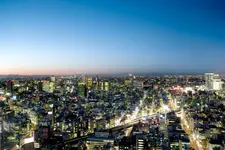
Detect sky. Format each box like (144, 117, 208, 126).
(0, 0, 225, 75)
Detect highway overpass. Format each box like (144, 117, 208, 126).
(62, 113, 160, 145)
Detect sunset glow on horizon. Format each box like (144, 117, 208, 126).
(0, 0, 225, 75)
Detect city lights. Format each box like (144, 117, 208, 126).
(0, 73, 223, 149)
(0, 0, 224, 149)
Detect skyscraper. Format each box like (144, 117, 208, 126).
(38, 81, 43, 92)
(104, 81, 110, 91)
(81, 75, 86, 83)
(205, 73, 224, 90)
(78, 82, 87, 97)
(205, 73, 214, 88)
(87, 77, 93, 89)
(50, 75, 56, 83)
(6, 80, 14, 95)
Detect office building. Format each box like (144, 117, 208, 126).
(38, 81, 43, 92)
(50, 75, 56, 83)
(136, 134, 146, 150)
(81, 75, 86, 83)
(87, 77, 93, 89)
(104, 81, 109, 91)
(205, 73, 223, 90)
(205, 73, 214, 90)
(6, 80, 14, 95)
(133, 80, 143, 90)
(78, 82, 87, 97)
(212, 78, 224, 91)
(43, 81, 54, 93)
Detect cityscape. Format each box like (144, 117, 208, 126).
(1, 0, 225, 150)
(0, 73, 224, 150)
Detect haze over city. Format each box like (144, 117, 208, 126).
(0, 0, 225, 75)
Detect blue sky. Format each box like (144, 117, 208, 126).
(0, 0, 225, 75)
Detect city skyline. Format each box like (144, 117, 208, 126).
(1, 0, 225, 75)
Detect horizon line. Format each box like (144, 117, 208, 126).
(0, 72, 222, 76)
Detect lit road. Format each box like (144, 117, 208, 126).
(115, 90, 149, 126)
(179, 110, 206, 150)
(63, 113, 163, 145)
(63, 90, 168, 146)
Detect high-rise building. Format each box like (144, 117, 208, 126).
(42, 81, 54, 93)
(43, 81, 50, 92)
(81, 75, 86, 83)
(205, 73, 223, 90)
(87, 77, 93, 89)
(100, 82, 104, 90)
(133, 80, 143, 89)
(78, 82, 87, 97)
(38, 81, 43, 92)
(129, 74, 134, 85)
(205, 73, 214, 90)
(50, 75, 56, 83)
(104, 81, 109, 91)
(6, 80, 14, 94)
(99, 81, 110, 91)
(96, 76, 99, 86)
(212, 78, 224, 91)
(136, 134, 146, 150)
(0, 102, 4, 148)
(49, 82, 55, 93)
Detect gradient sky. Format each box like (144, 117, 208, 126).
(0, 0, 225, 75)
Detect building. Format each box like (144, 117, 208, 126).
(104, 81, 109, 91)
(129, 74, 134, 85)
(86, 134, 114, 150)
(205, 73, 223, 90)
(50, 75, 56, 83)
(125, 80, 132, 85)
(119, 136, 136, 150)
(81, 75, 86, 83)
(212, 78, 224, 91)
(38, 81, 43, 92)
(174, 95, 183, 110)
(100, 81, 105, 91)
(136, 134, 146, 150)
(133, 80, 143, 90)
(88, 119, 95, 133)
(6, 80, 14, 94)
(43, 81, 50, 93)
(77, 82, 87, 98)
(43, 81, 54, 93)
(87, 77, 93, 89)
(99, 81, 110, 91)
(205, 73, 215, 90)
